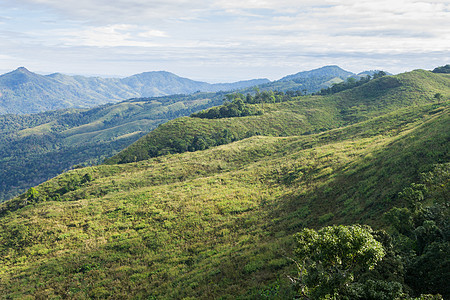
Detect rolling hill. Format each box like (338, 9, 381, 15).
(107, 70, 448, 164)
(0, 69, 448, 298)
(0, 92, 227, 201)
(0, 66, 393, 202)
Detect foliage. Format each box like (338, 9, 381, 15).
(293, 225, 385, 299)
(191, 94, 263, 119)
(431, 64, 450, 74)
(384, 163, 450, 299)
(316, 71, 387, 95)
(191, 90, 306, 119)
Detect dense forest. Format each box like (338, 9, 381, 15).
(0, 68, 448, 299)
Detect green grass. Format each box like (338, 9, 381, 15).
(0, 98, 448, 298)
(0, 70, 449, 298)
(0, 92, 224, 201)
(107, 70, 449, 165)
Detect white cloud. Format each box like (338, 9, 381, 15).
(0, 0, 449, 81)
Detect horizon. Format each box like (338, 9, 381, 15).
(1, 1, 449, 82)
(0, 64, 432, 85)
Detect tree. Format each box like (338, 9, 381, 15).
(384, 163, 449, 298)
(431, 64, 450, 73)
(293, 225, 385, 299)
(25, 187, 40, 203)
(433, 93, 443, 103)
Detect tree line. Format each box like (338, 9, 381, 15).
(316, 71, 387, 95)
(191, 90, 302, 119)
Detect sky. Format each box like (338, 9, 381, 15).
(0, 0, 449, 82)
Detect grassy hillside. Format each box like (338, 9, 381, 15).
(0, 101, 448, 298)
(0, 66, 391, 201)
(107, 70, 449, 164)
(0, 92, 225, 201)
(0, 69, 448, 298)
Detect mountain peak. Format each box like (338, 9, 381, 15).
(279, 65, 354, 82)
(15, 67, 32, 74)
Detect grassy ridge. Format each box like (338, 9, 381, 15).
(0, 99, 448, 298)
(105, 97, 343, 164)
(106, 70, 449, 165)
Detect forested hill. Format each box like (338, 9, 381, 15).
(0, 68, 448, 298)
(107, 69, 449, 164)
(0, 67, 269, 114)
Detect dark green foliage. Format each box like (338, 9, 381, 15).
(384, 164, 450, 298)
(191, 94, 264, 119)
(293, 225, 385, 299)
(191, 90, 301, 119)
(316, 71, 386, 95)
(432, 64, 450, 74)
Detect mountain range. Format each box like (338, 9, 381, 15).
(0, 67, 269, 114)
(0, 66, 380, 115)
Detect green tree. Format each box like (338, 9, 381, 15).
(433, 93, 443, 103)
(25, 187, 39, 203)
(293, 225, 385, 299)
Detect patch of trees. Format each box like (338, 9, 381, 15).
(316, 71, 387, 95)
(191, 90, 301, 119)
(0, 171, 94, 217)
(116, 128, 246, 164)
(288, 163, 449, 299)
(432, 65, 450, 74)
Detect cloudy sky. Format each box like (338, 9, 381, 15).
(0, 0, 449, 82)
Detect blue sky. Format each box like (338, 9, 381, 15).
(0, 0, 449, 82)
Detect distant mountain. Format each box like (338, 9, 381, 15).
(0, 65, 389, 115)
(241, 65, 358, 95)
(279, 65, 354, 82)
(0, 67, 269, 114)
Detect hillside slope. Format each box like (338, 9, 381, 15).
(107, 70, 449, 164)
(0, 100, 448, 298)
(0, 69, 448, 298)
(0, 92, 225, 201)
